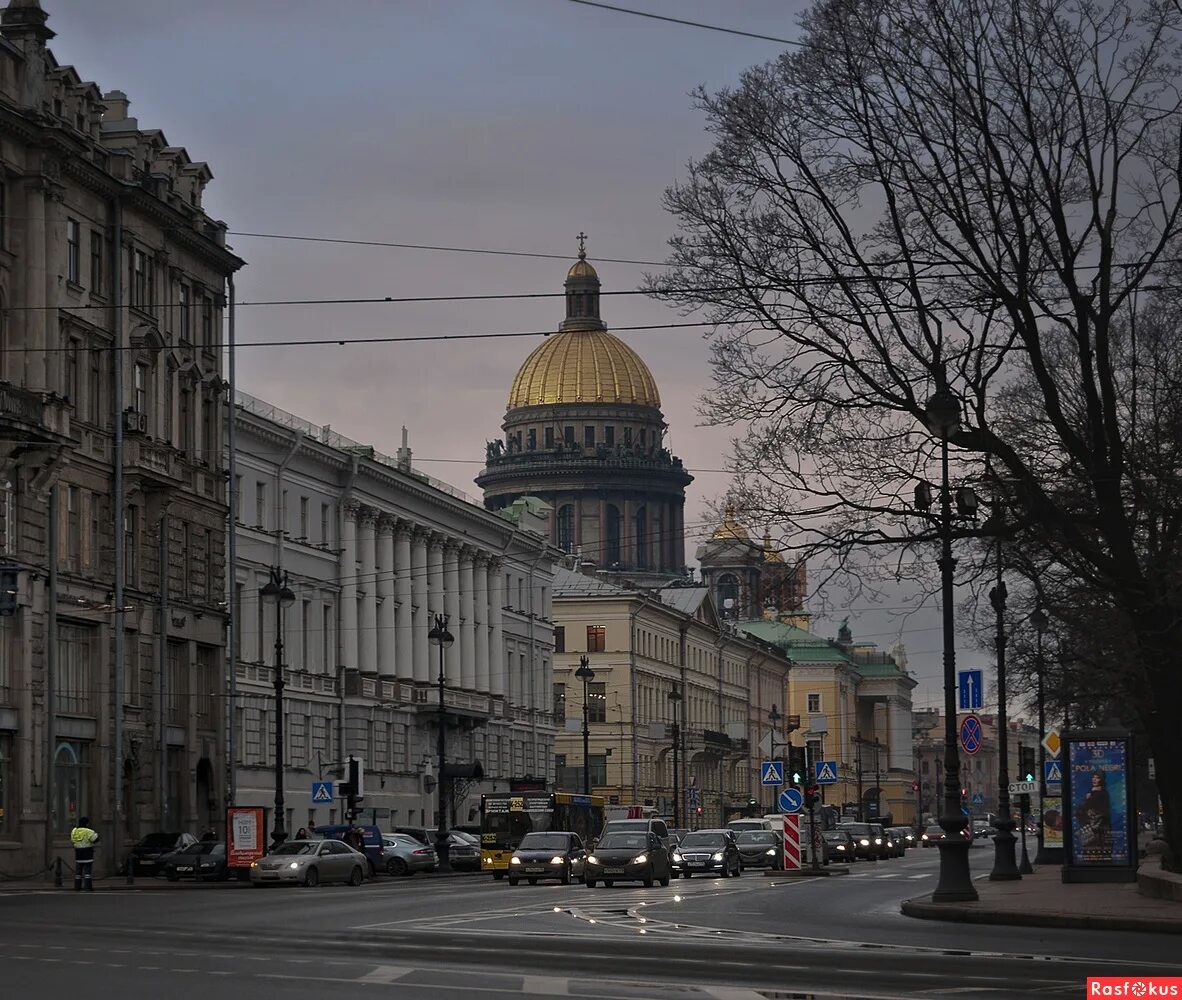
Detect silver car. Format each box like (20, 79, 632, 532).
(381, 834, 438, 876)
(250, 838, 367, 887)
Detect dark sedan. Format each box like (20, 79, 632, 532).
(822, 828, 858, 862)
(671, 829, 742, 878)
(734, 830, 782, 870)
(163, 841, 227, 881)
(584, 832, 671, 888)
(508, 831, 587, 885)
(920, 824, 944, 847)
(838, 822, 886, 861)
(124, 831, 198, 876)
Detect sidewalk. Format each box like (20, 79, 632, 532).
(0, 867, 484, 892)
(902, 861, 1182, 933)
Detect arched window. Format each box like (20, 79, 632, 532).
(604, 505, 621, 566)
(556, 505, 575, 553)
(634, 506, 647, 568)
(52, 740, 89, 834)
(717, 574, 740, 617)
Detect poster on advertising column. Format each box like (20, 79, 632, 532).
(1042, 796, 1063, 849)
(1062, 731, 1137, 883)
(226, 806, 266, 868)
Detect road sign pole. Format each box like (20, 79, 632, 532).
(1018, 793, 1033, 874)
(809, 801, 821, 872)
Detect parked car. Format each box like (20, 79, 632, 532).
(163, 841, 227, 881)
(585, 831, 671, 887)
(380, 834, 438, 876)
(442, 831, 481, 871)
(125, 832, 198, 876)
(822, 828, 858, 862)
(920, 824, 944, 847)
(509, 831, 587, 885)
(671, 829, 742, 878)
(250, 838, 367, 887)
(734, 829, 782, 870)
(311, 824, 385, 875)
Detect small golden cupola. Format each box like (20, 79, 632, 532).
(712, 506, 750, 541)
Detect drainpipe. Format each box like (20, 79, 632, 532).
(337, 456, 359, 774)
(526, 544, 545, 773)
(111, 195, 125, 853)
(629, 604, 641, 803)
(45, 485, 58, 867)
(226, 274, 237, 805)
(157, 510, 168, 827)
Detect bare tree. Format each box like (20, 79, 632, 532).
(653, 0, 1182, 868)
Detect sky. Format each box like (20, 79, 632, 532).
(41, 0, 1011, 715)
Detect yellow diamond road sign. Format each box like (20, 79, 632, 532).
(1041, 729, 1061, 758)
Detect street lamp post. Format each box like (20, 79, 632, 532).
(575, 656, 595, 796)
(668, 685, 683, 827)
(1032, 606, 1057, 864)
(260, 567, 295, 849)
(921, 379, 979, 902)
(429, 613, 455, 872)
(988, 542, 1020, 880)
(768, 704, 781, 814)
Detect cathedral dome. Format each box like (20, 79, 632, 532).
(507, 328, 661, 409)
(712, 507, 750, 541)
(567, 258, 598, 280)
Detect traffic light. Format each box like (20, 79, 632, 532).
(747, 797, 758, 817)
(788, 745, 807, 785)
(803, 784, 819, 809)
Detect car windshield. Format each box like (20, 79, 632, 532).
(173, 842, 204, 855)
(925, 826, 943, 835)
(603, 821, 647, 833)
(139, 833, 180, 848)
(195, 842, 223, 855)
(841, 824, 873, 837)
(518, 834, 570, 851)
(270, 841, 318, 856)
(596, 834, 648, 850)
(822, 831, 847, 840)
(735, 832, 777, 846)
(454, 831, 479, 845)
(680, 833, 725, 848)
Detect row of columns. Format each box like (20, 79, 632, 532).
(337, 503, 507, 695)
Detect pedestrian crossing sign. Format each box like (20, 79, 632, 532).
(1045, 760, 1063, 786)
(311, 781, 334, 803)
(760, 761, 784, 786)
(814, 760, 838, 784)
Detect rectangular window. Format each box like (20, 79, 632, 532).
(134, 363, 148, 414)
(320, 503, 331, 544)
(65, 485, 81, 569)
(234, 475, 243, 522)
(586, 624, 606, 653)
(51, 739, 90, 833)
(584, 425, 595, 448)
(181, 522, 192, 596)
(88, 492, 100, 572)
(323, 604, 334, 674)
(124, 639, 142, 707)
(167, 642, 187, 725)
(553, 625, 565, 653)
(131, 248, 148, 308)
(256, 596, 266, 661)
(807, 692, 821, 714)
(66, 218, 80, 283)
(301, 600, 310, 669)
(179, 385, 192, 453)
(65, 340, 79, 405)
(0, 617, 10, 705)
(0, 180, 6, 249)
(299, 497, 309, 539)
(624, 427, 633, 447)
(178, 282, 191, 341)
(588, 753, 608, 786)
(88, 347, 102, 424)
(552, 682, 565, 723)
(587, 682, 606, 724)
(639, 429, 647, 446)
(57, 623, 94, 714)
(255, 482, 266, 527)
(201, 390, 215, 459)
(563, 425, 575, 446)
(203, 528, 214, 602)
(90, 230, 103, 292)
(195, 645, 217, 729)
(201, 294, 214, 348)
(123, 505, 137, 587)
(0, 732, 13, 836)
(526, 428, 536, 450)
(604, 426, 615, 447)
(544, 426, 554, 449)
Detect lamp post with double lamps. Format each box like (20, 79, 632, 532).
(767, 703, 781, 813)
(916, 379, 979, 902)
(260, 567, 295, 848)
(988, 540, 1020, 881)
(575, 656, 596, 795)
(429, 614, 455, 872)
(668, 684, 683, 827)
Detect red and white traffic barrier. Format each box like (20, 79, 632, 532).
(782, 814, 801, 871)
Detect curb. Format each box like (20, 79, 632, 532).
(762, 866, 851, 878)
(0, 868, 484, 893)
(900, 896, 1182, 934)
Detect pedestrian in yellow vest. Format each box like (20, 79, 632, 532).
(70, 816, 99, 891)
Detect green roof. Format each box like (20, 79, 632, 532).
(736, 620, 854, 664)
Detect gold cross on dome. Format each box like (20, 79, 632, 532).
(577, 231, 587, 259)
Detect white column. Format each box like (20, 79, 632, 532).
(358, 508, 378, 674)
(475, 554, 490, 693)
(340, 503, 359, 671)
(377, 516, 396, 678)
(489, 561, 505, 698)
(411, 528, 429, 683)
(459, 547, 476, 690)
(428, 533, 445, 624)
(888, 696, 912, 770)
(444, 542, 461, 688)
(394, 522, 414, 681)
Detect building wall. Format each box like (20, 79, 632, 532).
(231, 395, 559, 837)
(0, 7, 242, 875)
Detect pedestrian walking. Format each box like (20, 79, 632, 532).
(295, 827, 309, 840)
(70, 816, 99, 892)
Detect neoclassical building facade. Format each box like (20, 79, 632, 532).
(476, 245, 692, 587)
(232, 394, 559, 835)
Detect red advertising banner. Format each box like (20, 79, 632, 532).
(226, 806, 266, 868)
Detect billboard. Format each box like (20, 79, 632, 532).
(1067, 738, 1130, 866)
(1042, 795, 1063, 849)
(226, 806, 266, 868)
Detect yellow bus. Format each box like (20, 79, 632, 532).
(480, 791, 605, 879)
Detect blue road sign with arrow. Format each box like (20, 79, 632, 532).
(311, 781, 334, 803)
(958, 669, 983, 711)
(814, 761, 838, 784)
(760, 761, 784, 786)
(779, 787, 803, 813)
(1045, 760, 1063, 787)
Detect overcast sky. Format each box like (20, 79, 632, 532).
(41, 0, 1015, 716)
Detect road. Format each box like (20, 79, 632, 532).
(0, 846, 1173, 999)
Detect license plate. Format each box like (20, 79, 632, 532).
(688, 862, 706, 868)
(524, 866, 546, 873)
(261, 873, 279, 880)
(176, 866, 193, 872)
(605, 867, 626, 874)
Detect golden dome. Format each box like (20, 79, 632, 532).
(508, 328, 661, 409)
(567, 258, 599, 280)
(712, 506, 750, 541)
(763, 529, 785, 563)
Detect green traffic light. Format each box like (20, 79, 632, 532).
(792, 772, 802, 784)
(1025, 773, 1034, 782)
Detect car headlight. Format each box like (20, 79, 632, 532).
(765, 848, 777, 856)
(859, 839, 869, 846)
(250, 861, 259, 868)
(510, 857, 521, 865)
(550, 856, 565, 865)
(711, 852, 724, 861)
(587, 856, 598, 866)
(672, 852, 682, 862)
(874, 838, 882, 845)
(632, 854, 647, 864)
(921, 834, 929, 840)
(289, 862, 300, 869)
(836, 845, 846, 851)
(199, 862, 214, 868)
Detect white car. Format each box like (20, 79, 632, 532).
(250, 838, 367, 887)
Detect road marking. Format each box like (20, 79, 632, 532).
(908, 874, 932, 879)
(521, 975, 569, 994)
(700, 988, 768, 1000)
(358, 964, 414, 984)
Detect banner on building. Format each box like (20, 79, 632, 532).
(226, 806, 266, 868)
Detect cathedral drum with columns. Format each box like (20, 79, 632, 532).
(477, 240, 692, 587)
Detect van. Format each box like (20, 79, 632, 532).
(599, 817, 671, 848)
(311, 823, 384, 873)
